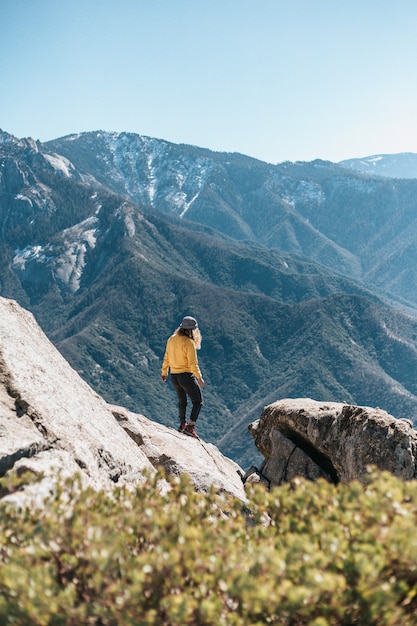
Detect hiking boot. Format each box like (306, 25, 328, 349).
(178, 422, 187, 433)
(184, 424, 199, 439)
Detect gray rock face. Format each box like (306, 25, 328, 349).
(0, 297, 245, 503)
(112, 406, 245, 499)
(249, 398, 417, 487)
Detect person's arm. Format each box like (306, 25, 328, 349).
(186, 340, 203, 383)
(161, 344, 169, 381)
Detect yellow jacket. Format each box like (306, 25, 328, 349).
(162, 333, 202, 379)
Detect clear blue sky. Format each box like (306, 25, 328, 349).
(1, 0, 417, 164)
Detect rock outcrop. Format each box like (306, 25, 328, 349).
(0, 297, 245, 503)
(249, 398, 417, 487)
(112, 405, 245, 498)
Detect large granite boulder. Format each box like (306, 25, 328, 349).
(0, 297, 245, 504)
(112, 405, 245, 499)
(249, 398, 417, 487)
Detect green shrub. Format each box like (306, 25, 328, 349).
(1, 469, 417, 625)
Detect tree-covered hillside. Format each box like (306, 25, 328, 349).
(2, 129, 417, 467)
(47, 131, 417, 309)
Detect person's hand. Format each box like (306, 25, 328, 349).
(198, 377, 205, 387)
(162, 375, 167, 382)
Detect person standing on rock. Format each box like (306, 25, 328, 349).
(161, 316, 205, 439)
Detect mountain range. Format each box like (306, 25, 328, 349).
(340, 152, 417, 179)
(1, 128, 417, 468)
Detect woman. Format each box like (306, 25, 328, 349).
(161, 316, 205, 439)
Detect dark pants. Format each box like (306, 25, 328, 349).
(171, 373, 203, 423)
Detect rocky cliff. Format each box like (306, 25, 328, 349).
(0, 297, 245, 504)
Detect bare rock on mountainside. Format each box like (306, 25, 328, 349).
(112, 406, 245, 499)
(0, 297, 245, 503)
(249, 398, 417, 487)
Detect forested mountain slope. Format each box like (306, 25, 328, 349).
(2, 129, 417, 466)
(46, 131, 417, 309)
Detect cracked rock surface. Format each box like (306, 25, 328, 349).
(249, 398, 417, 486)
(0, 297, 245, 503)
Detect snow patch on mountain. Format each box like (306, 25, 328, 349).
(115, 202, 136, 238)
(268, 173, 326, 207)
(54, 238, 93, 291)
(146, 151, 156, 204)
(340, 153, 417, 179)
(13, 216, 98, 292)
(14, 193, 34, 206)
(296, 180, 326, 203)
(43, 153, 74, 177)
(12, 245, 47, 270)
(53, 217, 98, 291)
(180, 192, 199, 218)
(93, 132, 215, 214)
(139, 135, 169, 205)
(95, 132, 164, 206)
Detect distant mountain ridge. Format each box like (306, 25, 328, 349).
(45, 131, 417, 309)
(340, 152, 417, 179)
(2, 128, 417, 467)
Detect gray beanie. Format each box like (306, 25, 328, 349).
(180, 316, 198, 330)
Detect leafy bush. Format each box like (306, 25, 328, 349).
(1, 469, 417, 625)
